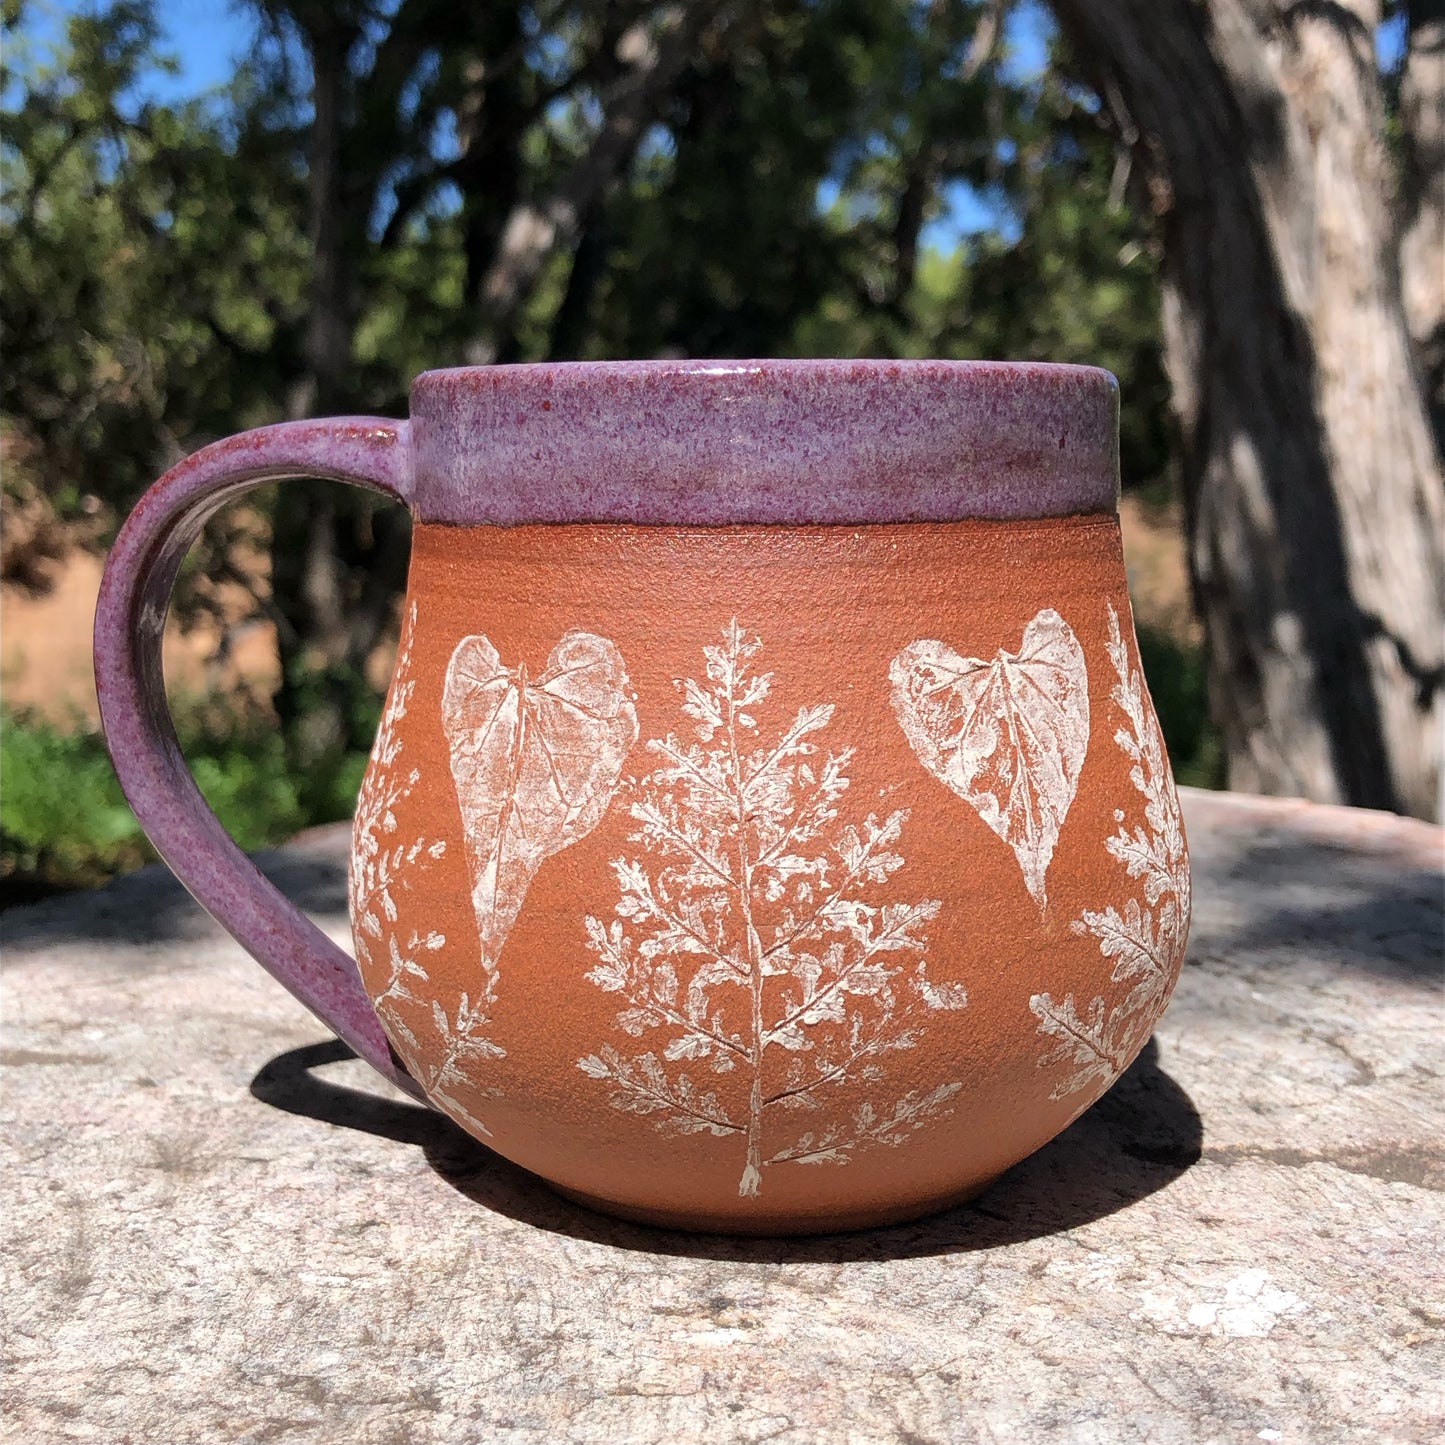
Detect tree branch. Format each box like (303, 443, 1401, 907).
(465, 0, 730, 362)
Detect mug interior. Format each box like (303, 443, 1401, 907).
(407, 359, 1119, 527)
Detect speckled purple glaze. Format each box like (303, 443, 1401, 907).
(94, 361, 1120, 1100)
(94, 417, 424, 1099)
(411, 359, 1119, 525)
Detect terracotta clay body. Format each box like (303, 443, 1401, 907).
(95, 361, 1189, 1235)
(352, 519, 1188, 1232)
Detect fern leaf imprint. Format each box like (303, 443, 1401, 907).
(577, 621, 969, 1199)
(1030, 602, 1189, 1109)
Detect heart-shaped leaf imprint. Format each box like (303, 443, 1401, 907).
(889, 609, 1089, 909)
(443, 631, 638, 973)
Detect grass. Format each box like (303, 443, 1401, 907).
(0, 699, 369, 907)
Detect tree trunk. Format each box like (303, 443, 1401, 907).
(1051, 0, 1445, 820)
(1400, 0, 1445, 453)
(272, 8, 405, 783)
(282, 4, 357, 420)
(547, 221, 613, 360)
(451, 11, 528, 330)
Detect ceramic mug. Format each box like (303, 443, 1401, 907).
(95, 360, 1190, 1234)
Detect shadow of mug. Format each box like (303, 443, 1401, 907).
(250, 1035, 1201, 1263)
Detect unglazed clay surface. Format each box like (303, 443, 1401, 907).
(349, 516, 1190, 1232)
(577, 620, 970, 1202)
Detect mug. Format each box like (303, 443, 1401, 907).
(95, 360, 1190, 1235)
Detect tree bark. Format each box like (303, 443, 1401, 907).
(1051, 0, 1445, 819)
(1400, 0, 1445, 452)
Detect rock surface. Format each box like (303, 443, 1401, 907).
(2, 788, 1441, 1444)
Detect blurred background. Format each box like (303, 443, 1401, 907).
(2, 0, 1441, 906)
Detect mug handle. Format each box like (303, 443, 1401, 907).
(93, 417, 426, 1102)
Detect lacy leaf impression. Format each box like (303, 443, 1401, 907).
(578, 622, 969, 1199)
(349, 603, 471, 1118)
(1030, 602, 1190, 1107)
(889, 608, 1089, 909)
(445, 629, 638, 976)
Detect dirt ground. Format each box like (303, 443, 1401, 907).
(0, 495, 1197, 724)
(1, 549, 280, 722)
(1117, 493, 1200, 642)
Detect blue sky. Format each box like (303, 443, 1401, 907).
(148, 0, 262, 96)
(23, 0, 261, 96)
(128, 0, 1058, 103)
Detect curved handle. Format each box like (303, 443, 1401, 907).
(94, 418, 427, 1102)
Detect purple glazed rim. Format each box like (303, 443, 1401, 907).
(408, 358, 1120, 527)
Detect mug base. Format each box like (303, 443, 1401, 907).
(546, 1176, 1004, 1238)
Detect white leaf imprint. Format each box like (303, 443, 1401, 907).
(350, 603, 489, 1118)
(577, 621, 968, 1199)
(1030, 603, 1189, 1107)
(889, 609, 1089, 909)
(444, 630, 638, 977)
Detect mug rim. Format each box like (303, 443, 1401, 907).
(412, 356, 1115, 388)
(406, 357, 1120, 527)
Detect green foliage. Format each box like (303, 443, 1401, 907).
(577, 0, 897, 359)
(961, 156, 1173, 488)
(1, 2, 309, 522)
(271, 653, 380, 818)
(778, 25, 1172, 489)
(1136, 624, 1223, 791)
(0, 700, 368, 903)
(0, 0, 1213, 898)
(0, 707, 149, 893)
(1, 1, 1178, 503)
